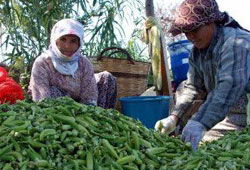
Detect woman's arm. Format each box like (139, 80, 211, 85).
(29, 56, 51, 101)
(171, 52, 205, 118)
(78, 57, 98, 105)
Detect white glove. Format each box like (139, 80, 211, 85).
(154, 115, 177, 135)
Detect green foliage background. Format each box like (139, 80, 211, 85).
(0, 0, 148, 83)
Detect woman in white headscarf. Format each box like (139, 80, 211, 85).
(29, 19, 117, 108)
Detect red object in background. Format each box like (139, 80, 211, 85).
(0, 66, 7, 83)
(0, 66, 24, 104)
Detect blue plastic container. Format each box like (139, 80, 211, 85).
(168, 40, 193, 87)
(119, 96, 171, 129)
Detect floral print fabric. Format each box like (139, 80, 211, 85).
(29, 54, 98, 105)
(94, 71, 117, 109)
(169, 0, 224, 36)
(29, 54, 117, 108)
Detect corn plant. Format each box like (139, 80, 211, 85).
(0, 0, 145, 77)
(0, 0, 79, 77)
(82, 0, 145, 57)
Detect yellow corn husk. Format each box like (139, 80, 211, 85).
(142, 17, 163, 91)
(151, 25, 162, 90)
(141, 27, 149, 44)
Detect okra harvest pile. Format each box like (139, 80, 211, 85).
(170, 128, 250, 170)
(0, 97, 190, 170)
(0, 97, 250, 170)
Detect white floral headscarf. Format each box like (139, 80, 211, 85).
(48, 18, 84, 77)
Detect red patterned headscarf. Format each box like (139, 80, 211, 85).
(169, 0, 224, 36)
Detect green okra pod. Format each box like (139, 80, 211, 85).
(86, 151, 93, 170)
(117, 155, 136, 165)
(102, 139, 118, 159)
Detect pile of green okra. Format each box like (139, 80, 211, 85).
(0, 97, 249, 170)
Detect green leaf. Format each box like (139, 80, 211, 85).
(93, 0, 97, 6)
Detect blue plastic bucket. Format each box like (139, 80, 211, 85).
(168, 40, 193, 87)
(119, 96, 171, 129)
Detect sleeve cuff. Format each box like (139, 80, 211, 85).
(86, 100, 97, 106)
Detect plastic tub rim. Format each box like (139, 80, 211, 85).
(119, 95, 172, 102)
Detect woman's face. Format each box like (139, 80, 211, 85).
(185, 23, 216, 49)
(56, 34, 80, 57)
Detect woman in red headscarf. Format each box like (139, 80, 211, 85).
(0, 66, 24, 104)
(155, 0, 250, 150)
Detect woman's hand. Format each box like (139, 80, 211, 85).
(154, 115, 179, 135)
(181, 120, 207, 150)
